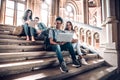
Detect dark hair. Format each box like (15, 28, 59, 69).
(23, 9, 32, 21)
(34, 17, 39, 20)
(65, 21, 74, 31)
(56, 17, 63, 23)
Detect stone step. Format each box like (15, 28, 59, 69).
(67, 66, 116, 80)
(0, 39, 44, 45)
(0, 31, 12, 35)
(0, 24, 15, 32)
(0, 51, 99, 63)
(0, 45, 44, 53)
(0, 27, 13, 32)
(0, 58, 57, 77)
(0, 34, 25, 39)
(0, 59, 106, 80)
(0, 56, 72, 77)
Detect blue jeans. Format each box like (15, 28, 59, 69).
(23, 23, 35, 36)
(49, 42, 77, 64)
(72, 42, 83, 55)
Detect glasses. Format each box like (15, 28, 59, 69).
(56, 22, 62, 24)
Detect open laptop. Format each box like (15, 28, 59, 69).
(56, 33, 73, 42)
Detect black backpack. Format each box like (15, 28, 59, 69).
(44, 29, 56, 50)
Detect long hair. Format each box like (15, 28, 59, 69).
(23, 9, 32, 21)
(65, 21, 74, 31)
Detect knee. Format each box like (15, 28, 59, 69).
(52, 44, 61, 51)
(66, 42, 73, 47)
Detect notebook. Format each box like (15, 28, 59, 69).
(56, 33, 73, 42)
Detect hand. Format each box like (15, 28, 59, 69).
(25, 20, 31, 24)
(72, 39, 78, 43)
(58, 42, 65, 45)
(37, 30, 42, 34)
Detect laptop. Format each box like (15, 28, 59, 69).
(56, 33, 73, 42)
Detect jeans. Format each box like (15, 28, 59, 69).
(23, 23, 35, 36)
(72, 42, 83, 55)
(49, 42, 77, 64)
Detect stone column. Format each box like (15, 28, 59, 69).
(83, 0, 89, 24)
(50, 0, 60, 27)
(103, 0, 118, 67)
(0, 0, 2, 23)
(33, 0, 41, 18)
(106, 0, 112, 44)
(115, 0, 120, 73)
(0, 0, 6, 24)
(59, 0, 65, 18)
(101, 0, 106, 21)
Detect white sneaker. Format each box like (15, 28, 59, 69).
(81, 58, 88, 65)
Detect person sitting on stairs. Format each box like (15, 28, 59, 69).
(47, 17, 81, 73)
(23, 9, 36, 41)
(65, 21, 88, 65)
(33, 17, 48, 40)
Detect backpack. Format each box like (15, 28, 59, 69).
(12, 25, 24, 36)
(44, 29, 56, 50)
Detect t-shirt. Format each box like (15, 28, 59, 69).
(48, 29, 65, 41)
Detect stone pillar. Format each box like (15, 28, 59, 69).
(106, 0, 112, 43)
(101, 0, 106, 21)
(33, 0, 41, 18)
(0, 0, 2, 23)
(0, 0, 6, 24)
(0, 0, 1, 11)
(115, 0, 120, 73)
(100, 0, 107, 47)
(59, 0, 65, 18)
(50, 0, 60, 27)
(83, 0, 89, 24)
(103, 0, 118, 67)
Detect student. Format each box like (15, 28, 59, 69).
(33, 17, 47, 34)
(65, 21, 88, 65)
(33, 17, 48, 40)
(48, 17, 81, 73)
(23, 9, 35, 41)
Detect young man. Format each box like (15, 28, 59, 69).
(33, 17, 48, 40)
(48, 17, 81, 73)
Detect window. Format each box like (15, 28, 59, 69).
(17, 2, 25, 25)
(65, 5, 74, 21)
(41, 0, 51, 26)
(5, 0, 26, 25)
(5, 0, 14, 25)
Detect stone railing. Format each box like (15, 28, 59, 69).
(64, 20, 103, 49)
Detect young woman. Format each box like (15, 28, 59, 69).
(65, 21, 88, 65)
(23, 9, 35, 41)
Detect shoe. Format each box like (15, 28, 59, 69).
(60, 61, 69, 73)
(72, 59, 81, 68)
(81, 58, 88, 65)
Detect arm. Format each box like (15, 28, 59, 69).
(49, 38, 58, 45)
(72, 32, 78, 43)
(72, 39, 78, 43)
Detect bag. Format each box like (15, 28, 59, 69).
(44, 29, 56, 50)
(12, 25, 23, 36)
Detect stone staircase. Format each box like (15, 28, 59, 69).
(0, 24, 117, 80)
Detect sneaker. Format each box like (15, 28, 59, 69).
(81, 58, 88, 65)
(60, 61, 69, 73)
(72, 59, 81, 68)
